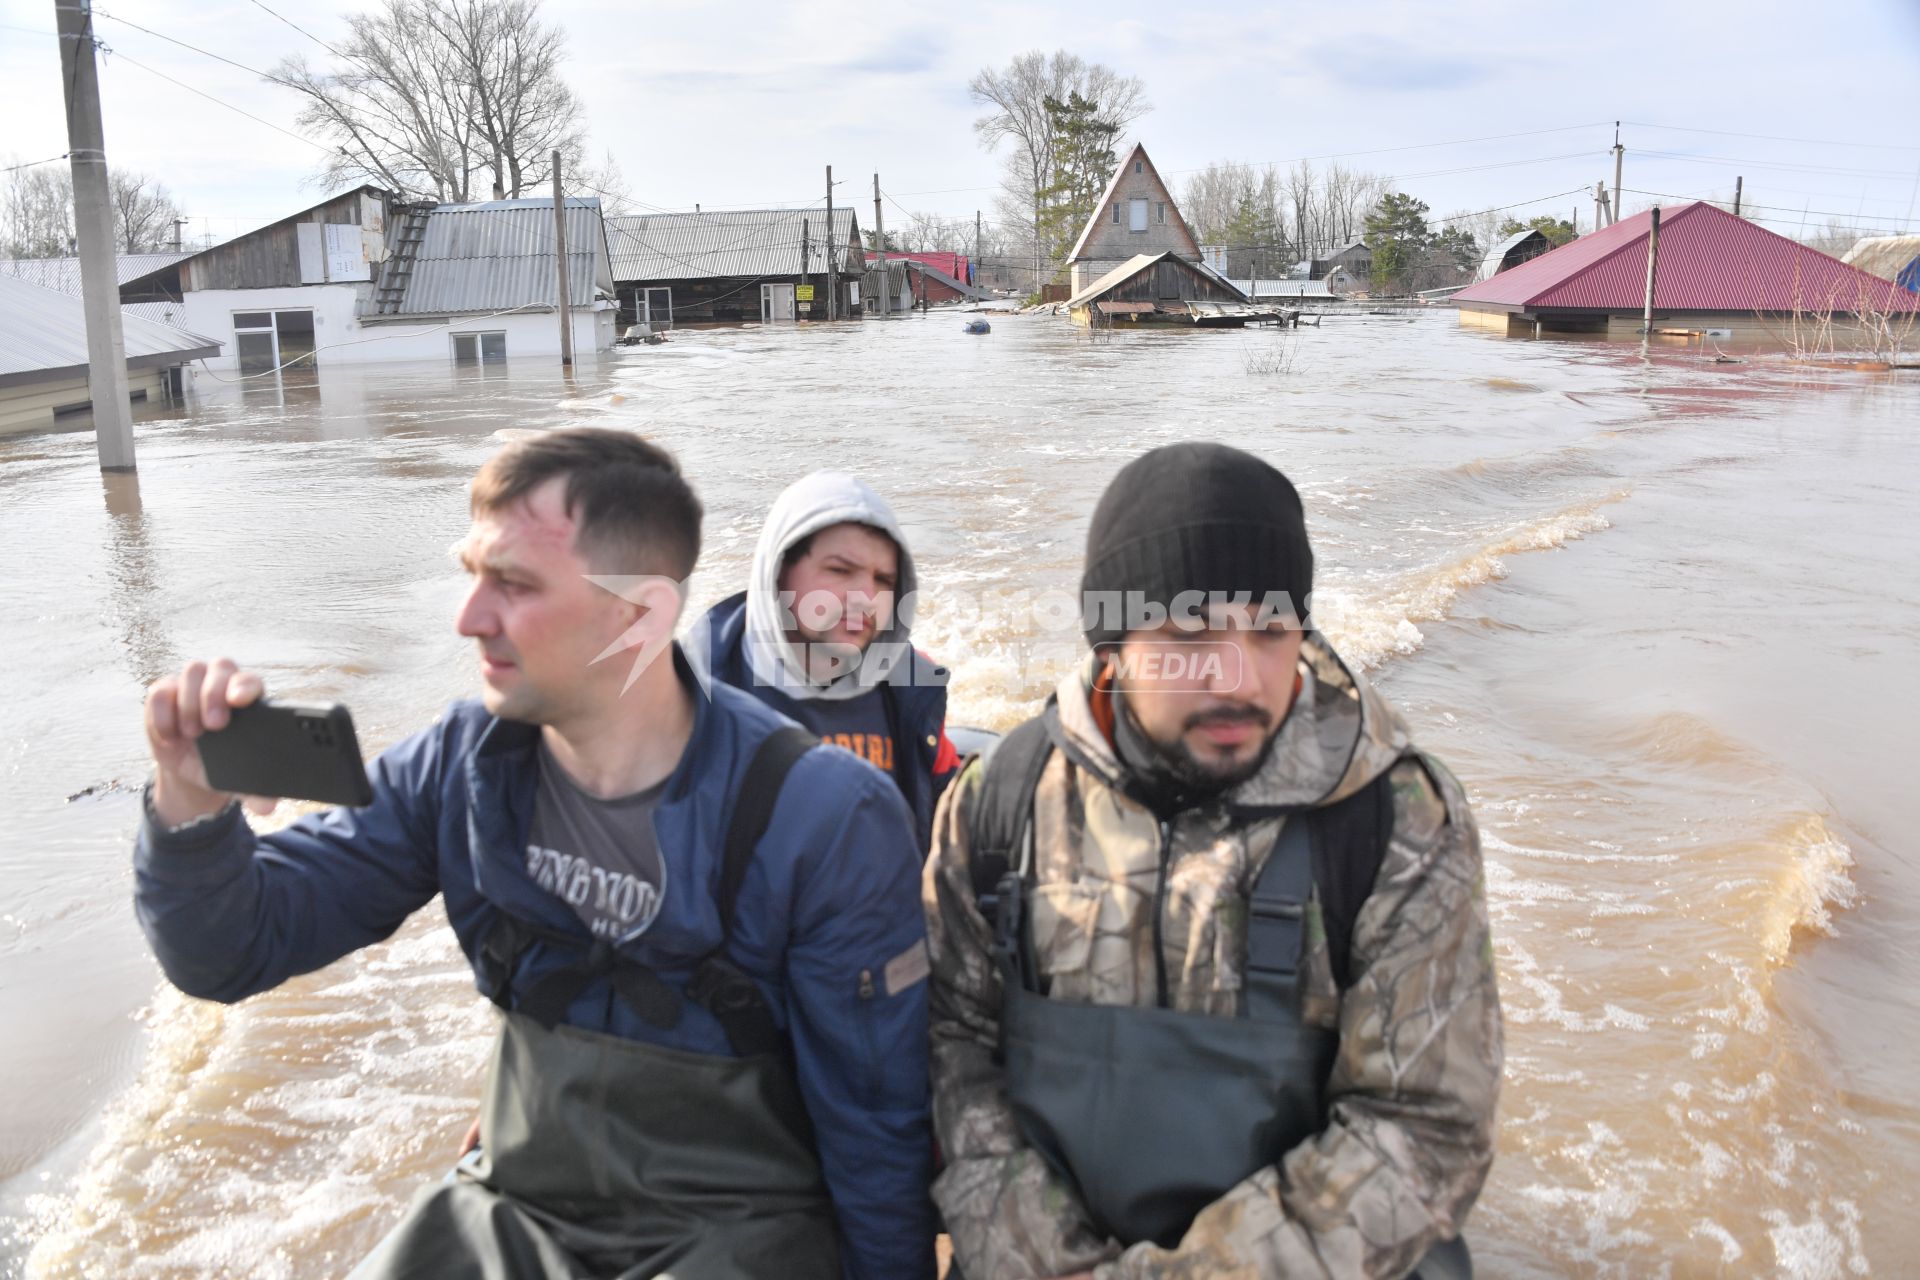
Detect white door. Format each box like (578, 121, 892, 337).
(760, 283, 796, 322)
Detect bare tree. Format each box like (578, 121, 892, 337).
(969, 50, 1149, 278)
(272, 0, 586, 202)
(110, 171, 185, 253)
(1, 161, 75, 258)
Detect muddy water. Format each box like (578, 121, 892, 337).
(1, 313, 1915, 1277)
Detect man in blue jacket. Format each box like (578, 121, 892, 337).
(690, 471, 958, 853)
(134, 429, 936, 1280)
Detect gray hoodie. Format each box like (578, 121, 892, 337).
(743, 471, 919, 702)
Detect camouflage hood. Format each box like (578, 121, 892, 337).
(1047, 632, 1413, 813)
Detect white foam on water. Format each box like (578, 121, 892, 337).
(1314, 491, 1625, 672)
(1765, 1199, 1871, 1278)
(1692, 1220, 1745, 1264)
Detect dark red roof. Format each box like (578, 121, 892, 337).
(1454, 201, 1920, 313)
(864, 250, 970, 281)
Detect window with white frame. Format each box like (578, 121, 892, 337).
(232, 309, 316, 374)
(1129, 199, 1149, 232)
(452, 331, 507, 364)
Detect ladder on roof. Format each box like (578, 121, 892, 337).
(373, 207, 430, 315)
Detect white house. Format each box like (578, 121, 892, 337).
(117, 188, 616, 373)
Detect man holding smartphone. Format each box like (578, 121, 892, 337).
(135, 429, 936, 1280)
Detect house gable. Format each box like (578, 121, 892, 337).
(1067, 144, 1202, 268)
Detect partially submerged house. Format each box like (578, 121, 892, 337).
(0, 275, 218, 435)
(1065, 251, 1255, 327)
(1228, 268, 1359, 301)
(112, 188, 614, 371)
(1841, 235, 1920, 292)
(1065, 144, 1205, 296)
(356, 197, 617, 363)
(605, 208, 862, 325)
(0, 251, 194, 303)
(1452, 201, 1920, 339)
(1312, 240, 1372, 282)
(1474, 228, 1554, 282)
(864, 251, 987, 306)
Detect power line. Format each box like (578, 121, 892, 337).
(104, 50, 334, 154)
(1633, 149, 1915, 181)
(1618, 188, 1914, 238)
(1623, 120, 1920, 154)
(246, 0, 343, 58)
(92, 9, 288, 84)
(2, 153, 70, 174)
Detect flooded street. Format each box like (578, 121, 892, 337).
(2, 311, 1915, 1277)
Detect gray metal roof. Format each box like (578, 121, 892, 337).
(1475, 228, 1552, 283)
(372, 197, 613, 318)
(605, 208, 858, 282)
(0, 275, 220, 387)
(1230, 278, 1337, 299)
(0, 252, 193, 292)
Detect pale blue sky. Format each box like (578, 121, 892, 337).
(3, 0, 1918, 246)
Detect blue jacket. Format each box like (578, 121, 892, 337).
(133, 655, 936, 1280)
(692, 591, 956, 853)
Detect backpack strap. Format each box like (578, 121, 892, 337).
(966, 716, 1054, 918)
(479, 726, 818, 1057)
(689, 725, 817, 1058)
(1304, 763, 1400, 990)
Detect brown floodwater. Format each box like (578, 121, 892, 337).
(1, 311, 1914, 1277)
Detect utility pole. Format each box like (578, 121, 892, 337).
(551, 149, 572, 367)
(801, 217, 810, 319)
(58, 0, 135, 471)
(1733, 176, 1743, 217)
(1611, 122, 1625, 228)
(824, 166, 836, 321)
(974, 210, 982, 289)
(873, 173, 887, 318)
(1642, 206, 1662, 333)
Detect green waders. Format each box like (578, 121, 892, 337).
(352, 727, 840, 1280)
(351, 1012, 838, 1280)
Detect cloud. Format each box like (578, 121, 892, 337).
(1310, 39, 1496, 92)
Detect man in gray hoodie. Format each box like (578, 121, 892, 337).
(692, 472, 958, 852)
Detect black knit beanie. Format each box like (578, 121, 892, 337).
(1081, 442, 1312, 648)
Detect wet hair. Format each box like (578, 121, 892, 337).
(470, 428, 702, 581)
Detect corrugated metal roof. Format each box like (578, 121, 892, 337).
(0, 275, 219, 385)
(1842, 235, 1920, 290)
(0, 252, 193, 292)
(377, 197, 611, 317)
(1474, 229, 1552, 282)
(606, 208, 858, 282)
(1455, 202, 1920, 313)
(1232, 278, 1336, 299)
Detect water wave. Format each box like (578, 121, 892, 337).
(1316, 492, 1627, 670)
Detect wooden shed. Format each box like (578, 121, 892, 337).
(1066, 252, 1256, 327)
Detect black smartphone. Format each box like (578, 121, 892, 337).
(196, 700, 375, 808)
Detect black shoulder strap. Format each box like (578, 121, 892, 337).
(1304, 765, 1398, 989)
(716, 725, 817, 937)
(968, 716, 1054, 904)
(687, 724, 818, 1058)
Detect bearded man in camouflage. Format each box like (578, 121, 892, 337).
(924, 442, 1502, 1279)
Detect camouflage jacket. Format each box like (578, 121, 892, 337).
(924, 638, 1502, 1279)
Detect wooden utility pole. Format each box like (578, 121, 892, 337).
(801, 217, 810, 318)
(873, 173, 887, 317)
(825, 166, 836, 321)
(1642, 206, 1662, 331)
(974, 210, 981, 289)
(1611, 123, 1625, 228)
(552, 150, 572, 367)
(1733, 177, 1743, 217)
(57, 0, 135, 471)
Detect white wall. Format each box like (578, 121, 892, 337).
(178, 285, 615, 371)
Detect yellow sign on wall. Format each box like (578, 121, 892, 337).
(796, 285, 816, 302)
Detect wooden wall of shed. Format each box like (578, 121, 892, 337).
(1104, 260, 1244, 304)
(183, 190, 379, 292)
(618, 275, 859, 325)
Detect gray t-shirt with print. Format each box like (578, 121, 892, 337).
(525, 742, 668, 940)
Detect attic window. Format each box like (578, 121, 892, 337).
(1113, 204, 1121, 224)
(1134, 160, 1142, 174)
(1129, 199, 1148, 232)
(1157, 203, 1166, 225)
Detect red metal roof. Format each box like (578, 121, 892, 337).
(1453, 201, 1920, 313)
(864, 250, 970, 282)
